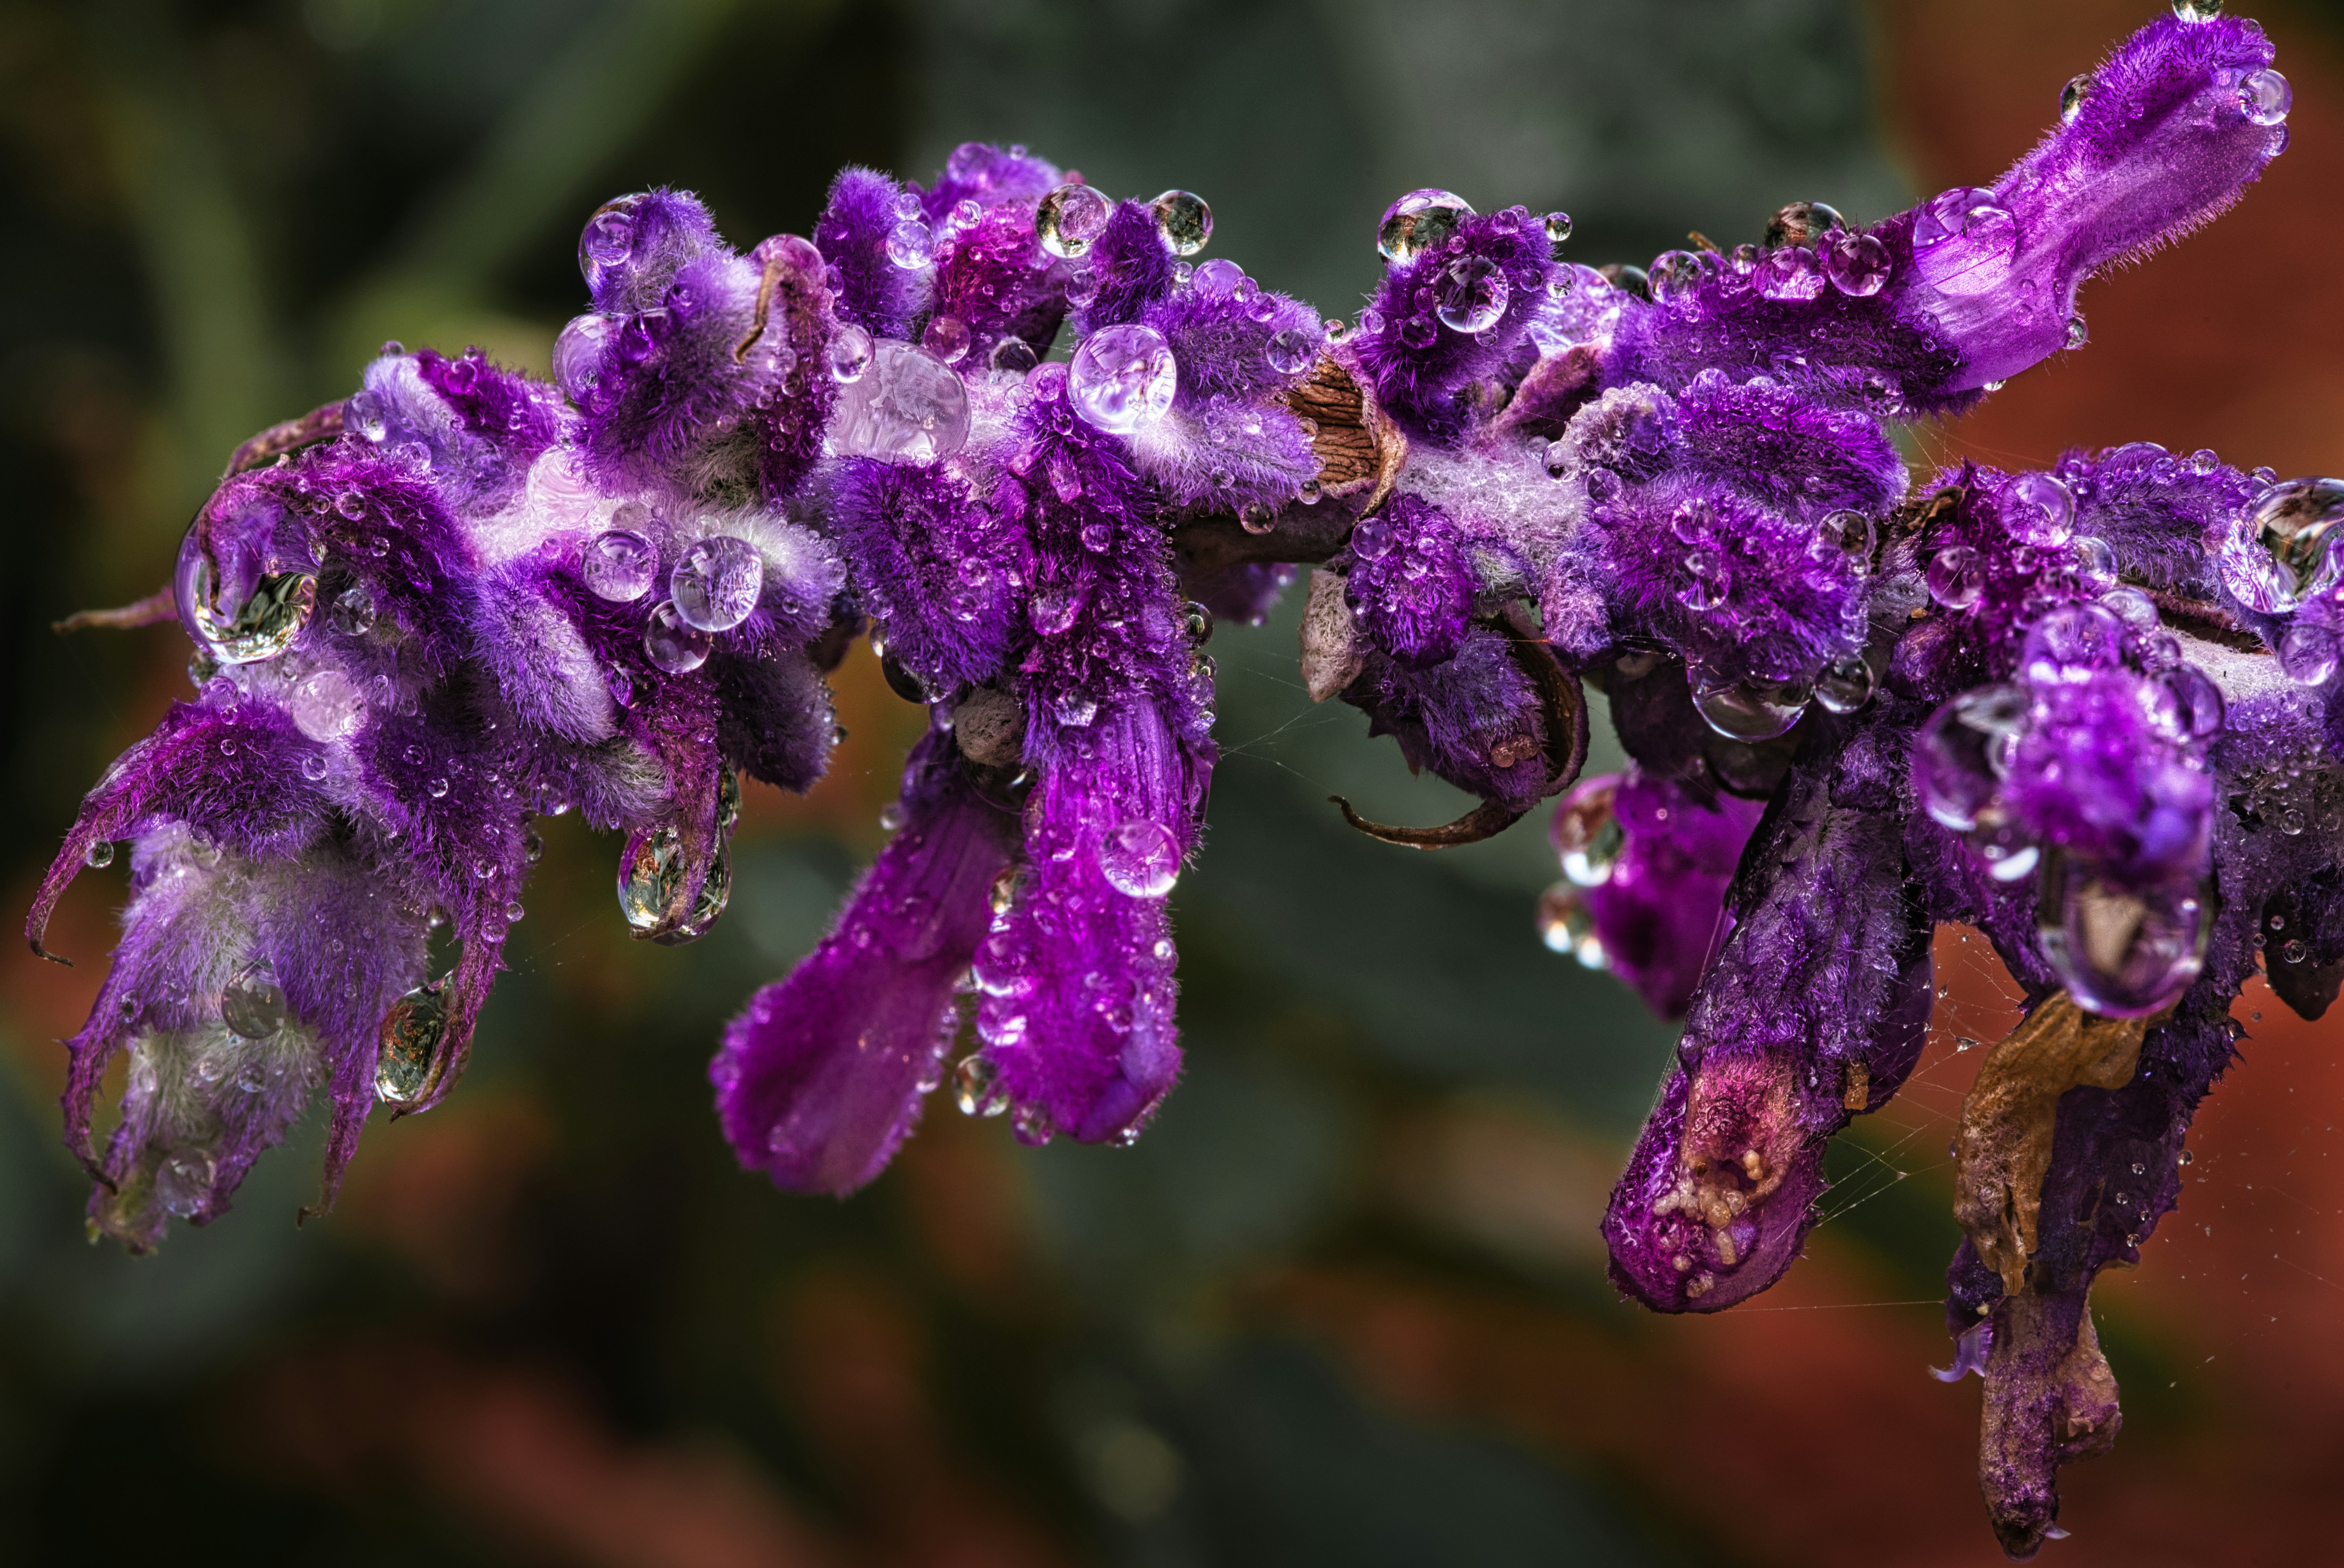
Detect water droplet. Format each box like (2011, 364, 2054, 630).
(2065, 314, 2089, 350)
(2279, 623, 2338, 686)
(291, 667, 367, 742)
(1911, 186, 2017, 296)
(922, 313, 971, 364)
(1150, 189, 1211, 255)
(884, 220, 934, 269)
(670, 535, 764, 633)
(2037, 854, 2211, 1018)
(2241, 67, 2291, 127)
(1824, 232, 1891, 296)
(828, 323, 874, 383)
(1069, 323, 1177, 433)
(1814, 655, 1875, 714)
(1011, 1102, 1056, 1145)
(879, 801, 907, 832)
(1926, 544, 1984, 609)
(154, 1149, 215, 1218)
(1265, 326, 1317, 375)
(1182, 602, 1214, 643)
(1239, 503, 1276, 535)
(583, 528, 659, 601)
(989, 336, 1040, 374)
(221, 959, 286, 1040)
(375, 978, 446, 1104)
(829, 339, 970, 464)
(1813, 509, 1876, 570)
(1676, 550, 1728, 610)
(2171, 0, 2222, 20)
(1351, 518, 1393, 559)
(2221, 477, 2344, 611)
(954, 1054, 1009, 1116)
(1541, 211, 1573, 256)
(1647, 250, 1703, 302)
(1765, 202, 1844, 249)
(1377, 189, 1474, 264)
(84, 839, 115, 869)
(1552, 781, 1623, 887)
(1098, 818, 1179, 899)
(645, 599, 713, 673)
(328, 582, 377, 636)
(1916, 685, 2028, 831)
(2008, 473, 2075, 544)
(1754, 246, 1824, 302)
(1535, 881, 1606, 969)
(175, 540, 316, 666)
(1692, 674, 1810, 741)
(2059, 74, 2093, 124)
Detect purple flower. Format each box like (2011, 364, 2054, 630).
(27, 20, 2326, 1553)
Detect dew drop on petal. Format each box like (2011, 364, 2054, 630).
(1097, 818, 1180, 898)
(1535, 882, 1606, 969)
(375, 979, 447, 1104)
(2038, 856, 2211, 1018)
(1377, 189, 1474, 264)
(329, 582, 378, 636)
(84, 840, 115, 869)
(221, 959, 287, 1040)
(954, 1054, 1009, 1116)
(291, 668, 367, 742)
(1823, 233, 1891, 296)
(1915, 685, 2028, 831)
(1069, 324, 1177, 433)
(1692, 674, 1810, 741)
(1149, 189, 1212, 255)
(1551, 779, 1623, 888)
(829, 340, 970, 463)
(827, 324, 874, 383)
(154, 1149, 215, 1218)
(922, 313, 971, 364)
(2241, 67, 2291, 127)
(645, 600, 713, 673)
(1814, 654, 1875, 714)
(670, 535, 763, 632)
(1926, 544, 1984, 609)
(2059, 74, 2093, 124)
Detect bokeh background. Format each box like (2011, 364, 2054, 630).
(3, 1, 2343, 1563)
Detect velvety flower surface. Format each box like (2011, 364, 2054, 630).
(33, 9, 2323, 1557)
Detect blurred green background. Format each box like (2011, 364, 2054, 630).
(5, 2, 2344, 1564)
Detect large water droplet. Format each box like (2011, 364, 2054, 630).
(827, 324, 874, 383)
(1069, 323, 1177, 433)
(1265, 326, 1317, 375)
(1535, 882, 1606, 969)
(644, 600, 712, 674)
(2145, 663, 2226, 741)
(1150, 190, 1211, 255)
(375, 978, 446, 1104)
(2171, 0, 2222, 20)
(2279, 623, 2338, 686)
(1824, 233, 1891, 297)
(329, 582, 378, 636)
(2241, 67, 2291, 127)
(829, 339, 970, 464)
(176, 532, 316, 666)
(953, 1054, 1009, 1116)
(1916, 685, 2028, 831)
(154, 1148, 215, 1217)
(1433, 255, 1509, 333)
(884, 220, 934, 269)
(1542, 211, 1573, 256)
(1098, 818, 1180, 899)
(84, 839, 115, 869)
(2007, 473, 2075, 544)
(1926, 544, 1984, 609)
(922, 313, 971, 365)
(1377, 189, 1474, 264)
(659, 838, 731, 945)
(2221, 477, 2344, 611)
(2038, 855, 2211, 1018)
(1753, 245, 1824, 302)
(670, 535, 764, 633)
(583, 528, 659, 601)
(1814, 654, 1875, 714)
(1551, 779, 1623, 887)
(1692, 674, 1810, 741)
(1647, 250, 1703, 303)
(221, 959, 287, 1040)
(291, 667, 366, 742)
(1911, 186, 2016, 297)
(2059, 74, 2093, 124)
(617, 825, 687, 934)
(1814, 510, 1876, 571)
